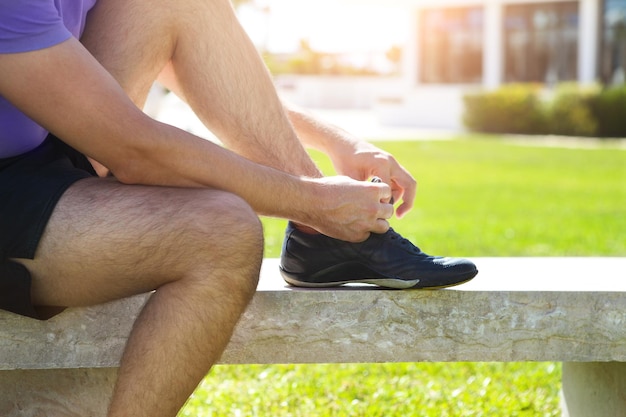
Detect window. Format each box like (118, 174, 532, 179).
(420, 7, 484, 84)
(504, 2, 579, 83)
(601, 0, 626, 84)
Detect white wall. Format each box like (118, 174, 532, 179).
(375, 87, 470, 130)
(275, 75, 405, 109)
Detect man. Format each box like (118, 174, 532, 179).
(0, 0, 477, 416)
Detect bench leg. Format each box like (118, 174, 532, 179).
(0, 368, 117, 417)
(561, 362, 626, 417)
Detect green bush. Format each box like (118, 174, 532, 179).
(463, 84, 547, 135)
(463, 83, 626, 138)
(588, 85, 626, 137)
(548, 83, 599, 137)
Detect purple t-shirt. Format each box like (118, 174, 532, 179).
(0, 0, 98, 158)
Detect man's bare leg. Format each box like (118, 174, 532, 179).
(17, 179, 263, 417)
(72, 0, 381, 413)
(80, 0, 322, 178)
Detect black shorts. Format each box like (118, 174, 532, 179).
(0, 135, 97, 319)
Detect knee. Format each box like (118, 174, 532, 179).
(205, 191, 264, 258)
(184, 190, 263, 295)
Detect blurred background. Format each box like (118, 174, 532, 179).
(151, 0, 626, 139)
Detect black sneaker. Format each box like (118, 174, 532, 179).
(279, 222, 478, 289)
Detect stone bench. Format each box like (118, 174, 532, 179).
(1, 257, 625, 417)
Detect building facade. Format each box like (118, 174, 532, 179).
(378, 0, 626, 129)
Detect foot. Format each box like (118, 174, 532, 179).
(279, 222, 478, 289)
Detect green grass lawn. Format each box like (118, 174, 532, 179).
(180, 137, 625, 417)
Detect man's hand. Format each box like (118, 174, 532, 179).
(328, 140, 416, 219)
(285, 106, 417, 220)
(296, 176, 394, 242)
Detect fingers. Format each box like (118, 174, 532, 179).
(370, 177, 394, 235)
(370, 176, 393, 204)
(373, 206, 393, 231)
(390, 174, 414, 218)
(371, 176, 394, 217)
(307, 175, 402, 242)
(353, 216, 391, 242)
(346, 179, 393, 241)
(371, 218, 391, 236)
(371, 166, 417, 218)
(395, 181, 415, 218)
(375, 200, 394, 222)
(308, 176, 395, 242)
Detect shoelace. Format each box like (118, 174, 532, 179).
(384, 228, 422, 253)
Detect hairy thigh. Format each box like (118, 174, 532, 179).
(16, 178, 255, 308)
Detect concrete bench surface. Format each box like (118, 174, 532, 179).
(1, 257, 625, 368)
(1, 257, 625, 417)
